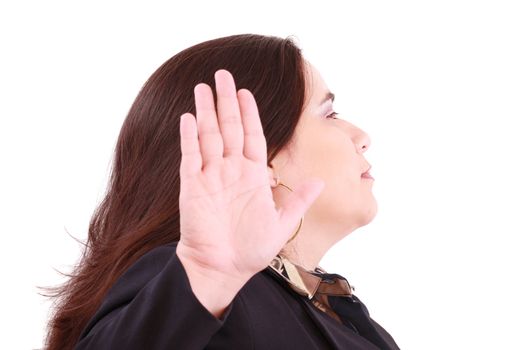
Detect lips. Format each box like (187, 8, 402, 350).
(361, 165, 374, 179)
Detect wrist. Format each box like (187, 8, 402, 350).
(176, 242, 252, 285)
(176, 244, 249, 318)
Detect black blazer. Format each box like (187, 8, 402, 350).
(76, 242, 400, 349)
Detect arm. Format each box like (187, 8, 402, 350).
(75, 243, 244, 350)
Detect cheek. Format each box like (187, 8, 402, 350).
(304, 135, 358, 182)
(300, 135, 362, 201)
(297, 121, 362, 179)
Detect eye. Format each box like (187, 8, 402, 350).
(326, 111, 339, 119)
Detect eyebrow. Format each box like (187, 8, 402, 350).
(319, 91, 335, 106)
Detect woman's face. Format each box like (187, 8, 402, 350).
(270, 61, 377, 243)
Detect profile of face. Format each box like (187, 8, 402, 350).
(269, 61, 377, 247)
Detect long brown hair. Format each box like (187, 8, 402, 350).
(43, 33, 309, 350)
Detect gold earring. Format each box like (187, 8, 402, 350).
(272, 175, 304, 243)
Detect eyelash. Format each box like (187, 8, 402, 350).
(326, 111, 339, 119)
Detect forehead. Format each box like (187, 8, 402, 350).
(304, 61, 328, 107)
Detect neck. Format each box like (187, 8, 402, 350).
(280, 216, 355, 272)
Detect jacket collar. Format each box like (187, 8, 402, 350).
(267, 254, 355, 300)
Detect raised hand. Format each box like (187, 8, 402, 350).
(176, 70, 325, 310)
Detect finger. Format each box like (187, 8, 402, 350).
(194, 83, 224, 166)
(237, 89, 267, 163)
(179, 112, 202, 179)
(214, 69, 244, 157)
(277, 179, 325, 241)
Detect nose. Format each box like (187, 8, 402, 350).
(345, 122, 371, 153)
(357, 131, 371, 153)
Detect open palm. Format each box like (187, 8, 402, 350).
(177, 69, 324, 282)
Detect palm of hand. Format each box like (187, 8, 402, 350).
(178, 69, 324, 281)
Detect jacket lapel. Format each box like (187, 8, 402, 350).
(264, 258, 382, 350)
(265, 255, 395, 350)
(298, 298, 383, 350)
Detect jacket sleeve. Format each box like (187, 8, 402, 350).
(75, 242, 234, 350)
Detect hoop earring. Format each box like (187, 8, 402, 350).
(272, 175, 304, 243)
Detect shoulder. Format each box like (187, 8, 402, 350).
(102, 242, 178, 302)
(78, 242, 181, 340)
(119, 242, 178, 284)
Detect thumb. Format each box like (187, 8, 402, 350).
(277, 178, 325, 239)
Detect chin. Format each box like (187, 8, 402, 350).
(338, 199, 378, 233)
(355, 197, 378, 228)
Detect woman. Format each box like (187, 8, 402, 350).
(45, 33, 400, 349)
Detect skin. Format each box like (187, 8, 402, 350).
(268, 61, 376, 271)
(176, 64, 374, 319)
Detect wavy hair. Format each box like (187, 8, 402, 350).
(43, 33, 309, 350)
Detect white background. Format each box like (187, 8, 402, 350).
(1, 1, 524, 349)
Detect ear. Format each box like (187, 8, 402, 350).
(267, 164, 278, 188)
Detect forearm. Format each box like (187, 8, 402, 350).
(76, 244, 238, 349)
